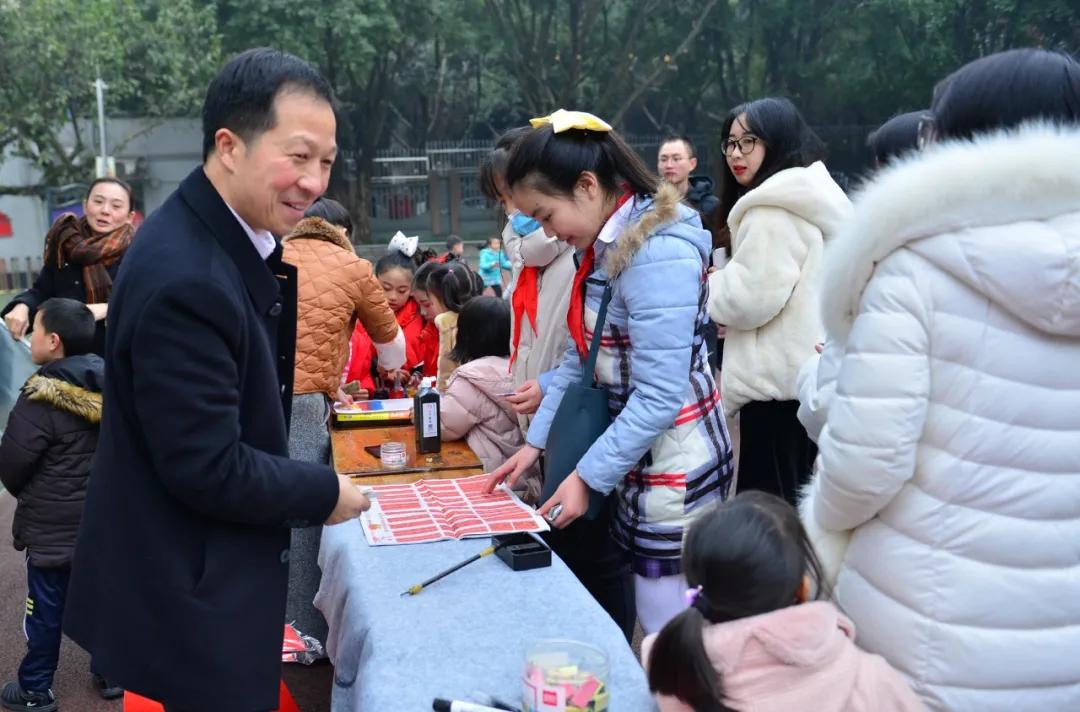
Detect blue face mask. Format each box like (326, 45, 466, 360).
(509, 211, 543, 237)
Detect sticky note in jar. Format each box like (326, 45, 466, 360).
(569, 677, 600, 707)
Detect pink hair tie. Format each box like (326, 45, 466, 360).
(684, 585, 704, 607)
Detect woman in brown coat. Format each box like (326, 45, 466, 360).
(281, 198, 404, 647)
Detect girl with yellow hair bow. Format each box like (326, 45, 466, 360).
(486, 110, 734, 638)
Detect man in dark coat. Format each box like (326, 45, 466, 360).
(63, 48, 370, 712)
(658, 134, 724, 372)
(657, 135, 720, 227)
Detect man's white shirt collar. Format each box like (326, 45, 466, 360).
(226, 204, 277, 260)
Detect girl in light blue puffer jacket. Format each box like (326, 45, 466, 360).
(487, 110, 734, 637)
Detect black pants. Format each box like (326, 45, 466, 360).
(488, 283, 503, 298)
(737, 400, 817, 506)
(542, 498, 636, 642)
(19, 558, 99, 692)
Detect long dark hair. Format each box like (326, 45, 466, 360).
(716, 98, 825, 234)
(504, 123, 659, 198)
(647, 491, 828, 711)
(928, 48, 1080, 141)
(450, 296, 511, 363)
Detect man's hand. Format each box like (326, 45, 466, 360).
(484, 444, 542, 493)
(325, 475, 372, 525)
(3, 303, 29, 340)
(506, 380, 543, 415)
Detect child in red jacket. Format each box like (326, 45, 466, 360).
(344, 246, 437, 394)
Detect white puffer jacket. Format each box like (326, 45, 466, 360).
(708, 161, 852, 416)
(802, 125, 1080, 711)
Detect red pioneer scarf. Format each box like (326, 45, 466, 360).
(566, 191, 634, 361)
(510, 266, 539, 366)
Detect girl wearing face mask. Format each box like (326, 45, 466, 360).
(707, 98, 852, 506)
(486, 110, 734, 638)
(2, 178, 136, 357)
(479, 127, 577, 428)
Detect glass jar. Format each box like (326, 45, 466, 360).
(379, 441, 407, 468)
(522, 639, 609, 711)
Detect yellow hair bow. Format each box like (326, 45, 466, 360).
(530, 109, 612, 134)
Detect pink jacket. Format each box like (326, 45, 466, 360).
(642, 601, 925, 712)
(440, 356, 540, 503)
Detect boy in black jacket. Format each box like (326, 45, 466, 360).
(0, 298, 120, 712)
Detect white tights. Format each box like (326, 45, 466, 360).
(634, 573, 689, 636)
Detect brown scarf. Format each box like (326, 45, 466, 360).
(43, 214, 134, 304)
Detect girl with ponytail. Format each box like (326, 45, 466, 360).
(644, 492, 922, 712)
(486, 110, 734, 637)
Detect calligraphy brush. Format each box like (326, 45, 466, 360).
(400, 540, 510, 597)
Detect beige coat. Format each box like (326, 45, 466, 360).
(434, 310, 459, 392)
(503, 220, 576, 431)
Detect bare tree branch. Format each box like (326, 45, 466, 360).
(611, 0, 720, 124)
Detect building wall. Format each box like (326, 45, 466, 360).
(0, 150, 49, 261)
(0, 119, 203, 263)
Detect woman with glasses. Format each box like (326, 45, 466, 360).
(800, 48, 1080, 710)
(706, 97, 851, 505)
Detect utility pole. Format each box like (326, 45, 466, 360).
(93, 76, 109, 177)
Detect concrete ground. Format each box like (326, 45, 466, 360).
(0, 492, 334, 712)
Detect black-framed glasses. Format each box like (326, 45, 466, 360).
(722, 136, 760, 157)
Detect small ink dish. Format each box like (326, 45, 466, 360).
(493, 533, 551, 572)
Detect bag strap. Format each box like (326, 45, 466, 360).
(580, 283, 613, 387)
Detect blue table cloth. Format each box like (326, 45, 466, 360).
(316, 520, 657, 711)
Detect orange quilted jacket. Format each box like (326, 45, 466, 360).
(283, 217, 399, 397)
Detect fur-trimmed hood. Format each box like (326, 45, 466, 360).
(730, 161, 851, 240)
(822, 123, 1080, 340)
(606, 182, 709, 277)
(24, 354, 104, 424)
(282, 216, 353, 252)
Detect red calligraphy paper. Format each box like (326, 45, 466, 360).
(359, 474, 550, 546)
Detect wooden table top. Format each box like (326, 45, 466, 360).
(330, 424, 484, 485)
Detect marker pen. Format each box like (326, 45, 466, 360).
(433, 699, 508, 712)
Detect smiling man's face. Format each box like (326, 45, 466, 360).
(218, 88, 337, 236)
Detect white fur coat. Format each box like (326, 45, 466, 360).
(800, 124, 1080, 711)
(708, 161, 852, 416)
